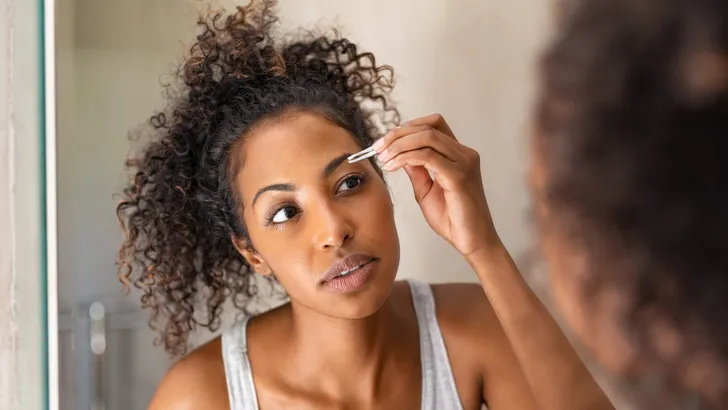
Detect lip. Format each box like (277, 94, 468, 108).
(319, 254, 377, 293)
(320, 253, 377, 283)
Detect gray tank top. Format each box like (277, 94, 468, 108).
(221, 280, 467, 410)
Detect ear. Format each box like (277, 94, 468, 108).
(232, 236, 273, 276)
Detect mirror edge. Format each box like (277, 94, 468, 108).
(42, 0, 58, 408)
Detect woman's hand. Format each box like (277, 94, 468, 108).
(373, 114, 501, 258)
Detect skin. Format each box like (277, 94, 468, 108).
(149, 112, 612, 410)
(528, 144, 639, 378)
(530, 137, 727, 408)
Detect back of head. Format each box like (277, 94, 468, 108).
(537, 0, 728, 405)
(116, 0, 397, 356)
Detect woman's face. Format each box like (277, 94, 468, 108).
(234, 111, 400, 319)
(529, 136, 638, 378)
(530, 136, 711, 408)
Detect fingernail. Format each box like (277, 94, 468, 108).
(382, 160, 394, 171)
(378, 149, 390, 163)
(372, 138, 385, 152)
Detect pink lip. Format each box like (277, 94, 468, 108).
(320, 254, 377, 293)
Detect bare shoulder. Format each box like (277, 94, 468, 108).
(430, 282, 498, 342)
(148, 337, 229, 410)
(429, 282, 513, 370)
(430, 282, 540, 409)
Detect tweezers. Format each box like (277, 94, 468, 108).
(347, 146, 378, 163)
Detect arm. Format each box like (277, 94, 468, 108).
(466, 246, 613, 410)
(373, 113, 613, 410)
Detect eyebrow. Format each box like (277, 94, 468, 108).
(250, 153, 354, 208)
(251, 183, 296, 208)
(321, 153, 352, 179)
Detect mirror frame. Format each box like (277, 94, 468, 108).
(0, 0, 54, 407)
(44, 0, 58, 408)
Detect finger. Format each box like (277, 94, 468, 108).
(382, 148, 465, 190)
(377, 128, 463, 164)
(371, 112, 457, 153)
(372, 124, 430, 153)
(402, 113, 456, 141)
(403, 165, 434, 204)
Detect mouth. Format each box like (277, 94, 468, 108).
(320, 254, 377, 283)
(319, 254, 378, 292)
(336, 259, 375, 277)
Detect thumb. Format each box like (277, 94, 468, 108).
(404, 165, 433, 203)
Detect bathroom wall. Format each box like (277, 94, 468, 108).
(0, 0, 45, 409)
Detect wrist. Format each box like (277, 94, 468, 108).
(463, 239, 508, 267)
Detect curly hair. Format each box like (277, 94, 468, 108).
(115, 0, 398, 356)
(538, 0, 728, 404)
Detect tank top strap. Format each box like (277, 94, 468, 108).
(221, 316, 260, 410)
(408, 280, 465, 410)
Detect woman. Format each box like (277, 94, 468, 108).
(534, 0, 728, 407)
(117, 2, 611, 409)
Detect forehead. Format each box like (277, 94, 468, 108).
(236, 112, 363, 193)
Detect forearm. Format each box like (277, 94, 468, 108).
(466, 246, 613, 410)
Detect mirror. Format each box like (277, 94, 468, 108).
(51, 0, 549, 408)
(54, 0, 223, 407)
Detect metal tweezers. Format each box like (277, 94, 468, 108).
(347, 146, 378, 164)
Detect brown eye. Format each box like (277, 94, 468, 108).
(337, 175, 363, 193)
(271, 205, 299, 224)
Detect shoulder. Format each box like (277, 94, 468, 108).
(148, 337, 230, 410)
(425, 282, 541, 408)
(430, 282, 496, 340)
(428, 282, 510, 370)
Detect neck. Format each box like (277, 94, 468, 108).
(283, 294, 410, 397)
(292, 298, 397, 368)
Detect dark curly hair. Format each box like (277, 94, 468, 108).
(115, 0, 398, 356)
(538, 0, 728, 405)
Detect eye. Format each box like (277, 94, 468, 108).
(271, 205, 299, 224)
(336, 175, 364, 194)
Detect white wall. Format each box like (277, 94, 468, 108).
(0, 0, 45, 409)
(55, 0, 551, 408)
(0, 1, 18, 407)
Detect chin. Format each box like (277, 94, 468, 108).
(335, 294, 390, 319)
(322, 257, 399, 320)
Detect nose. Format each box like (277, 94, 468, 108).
(312, 203, 354, 251)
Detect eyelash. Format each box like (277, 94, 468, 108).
(264, 174, 367, 227)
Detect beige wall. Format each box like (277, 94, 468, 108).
(0, 0, 16, 405)
(0, 0, 45, 409)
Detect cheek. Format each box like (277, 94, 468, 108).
(242, 214, 312, 285)
(541, 229, 638, 376)
(540, 230, 588, 341)
(256, 238, 318, 307)
(360, 182, 398, 244)
(533, 148, 638, 377)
